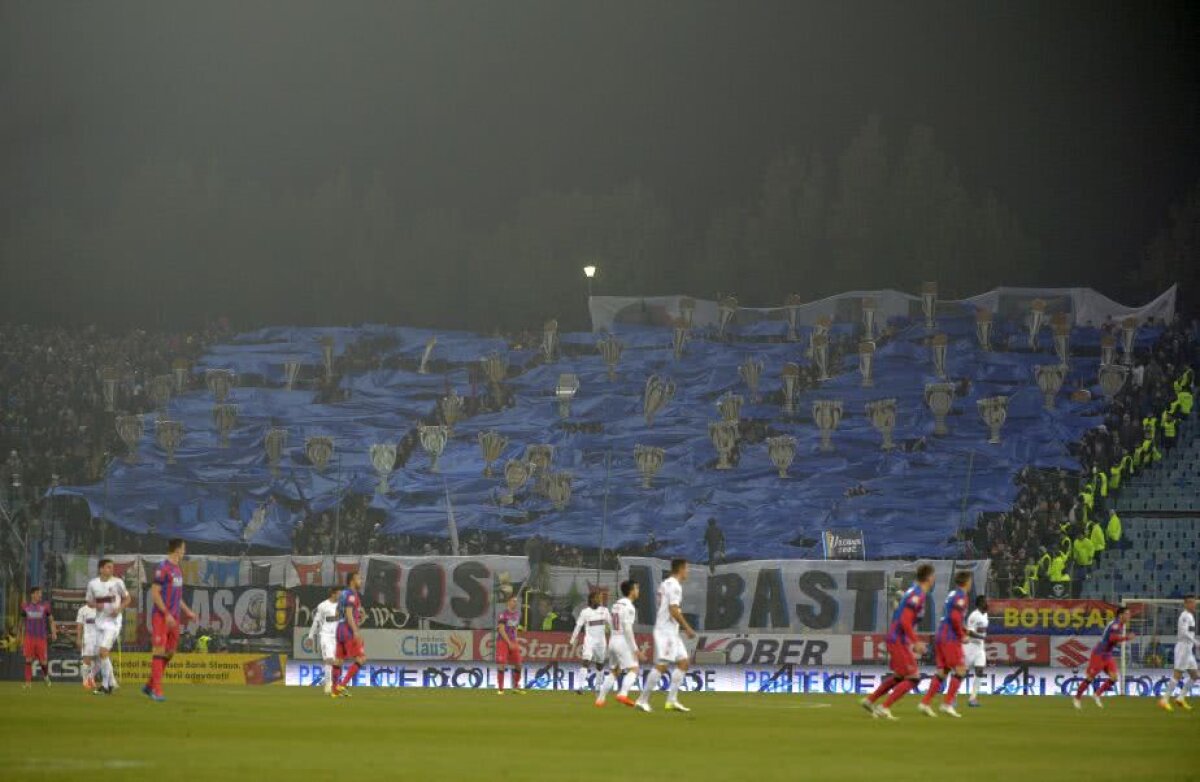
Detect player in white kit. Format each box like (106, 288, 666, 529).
(569, 591, 612, 693)
(75, 603, 98, 690)
(1158, 595, 1197, 712)
(596, 580, 645, 708)
(307, 587, 343, 695)
(635, 558, 696, 714)
(85, 558, 131, 695)
(963, 595, 988, 707)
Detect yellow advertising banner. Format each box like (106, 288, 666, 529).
(115, 652, 286, 685)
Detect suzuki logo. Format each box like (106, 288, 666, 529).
(1056, 638, 1090, 668)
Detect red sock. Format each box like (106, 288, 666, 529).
(338, 663, 360, 688)
(1075, 678, 1092, 699)
(944, 675, 962, 704)
(883, 679, 915, 708)
(1095, 678, 1115, 697)
(512, 668, 522, 689)
(150, 656, 166, 694)
(331, 665, 341, 688)
(497, 669, 505, 690)
(24, 663, 32, 683)
(922, 675, 944, 705)
(868, 675, 898, 703)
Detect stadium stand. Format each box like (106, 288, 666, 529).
(3, 286, 1194, 602)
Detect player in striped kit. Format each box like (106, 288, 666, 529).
(860, 563, 934, 721)
(596, 580, 644, 708)
(332, 572, 367, 697)
(20, 586, 57, 688)
(85, 558, 131, 695)
(75, 603, 98, 690)
(495, 595, 524, 695)
(1158, 595, 1197, 712)
(569, 591, 612, 694)
(307, 587, 343, 695)
(918, 571, 971, 718)
(142, 539, 197, 702)
(1073, 605, 1132, 709)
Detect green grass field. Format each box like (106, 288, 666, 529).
(1, 684, 1198, 781)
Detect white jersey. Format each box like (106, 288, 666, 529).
(76, 605, 97, 634)
(309, 600, 341, 641)
(655, 577, 683, 632)
(1174, 609, 1198, 672)
(965, 610, 989, 646)
(76, 605, 98, 657)
(610, 598, 638, 649)
(570, 606, 612, 646)
(1177, 610, 1196, 647)
(86, 577, 128, 623)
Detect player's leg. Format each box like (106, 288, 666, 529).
(969, 666, 985, 705)
(879, 646, 920, 717)
(665, 658, 689, 711)
(510, 663, 523, 692)
(37, 642, 50, 684)
(81, 655, 94, 689)
(1160, 669, 1183, 710)
(940, 663, 967, 716)
(338, 650, 365, 689)
(920, 663, 946, 711)
(1181, 669, 1200, 709)
(636, 663, 667, 709)
(597, 664, 618, 705)
(617, 666, 639, 702)
(1092, 659, 1119, 705)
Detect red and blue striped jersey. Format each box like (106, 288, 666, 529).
(1092, 619, 1129, 659)
(153, 559, 184, 619)
(886, 584, 926, 646)
(935, 588, 968, 643)
(21, 601, 51, 640)
(336, 589, 363, 642)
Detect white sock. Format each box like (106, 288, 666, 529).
(107, 657, 117, 688)
(578, 666, 590, 689)
(619, 668, 637, 697)
(637, 670, 659, 704)
(667, 668, 685, 703)
(598, 671, 615, 702)
(81, 661, 92, 682)
(323, 664, 333, 687)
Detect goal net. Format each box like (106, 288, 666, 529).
(1119, 598, 1184, 689)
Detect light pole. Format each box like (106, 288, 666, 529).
(582, 265, 597, 298)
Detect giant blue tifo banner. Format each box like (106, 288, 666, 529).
(617, 557, 989, 635)
(49, 285, 1175, 559)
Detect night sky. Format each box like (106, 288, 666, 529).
(3, 1, 1198, 290)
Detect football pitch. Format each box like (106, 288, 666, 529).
(2, 684, 1198, 781)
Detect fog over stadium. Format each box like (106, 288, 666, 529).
(1, 4, 1199, 780)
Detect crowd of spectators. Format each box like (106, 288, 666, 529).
(967, 316, 1197, 596)
(4, 313, 1196, 607)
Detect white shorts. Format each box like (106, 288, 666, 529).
(580, 638, 607, 665)
(964, 643, 987, 670)
(81, 629, 98, 658)
(95, 619, 121, 651)
(1174, 642, 1198, 672)
(653, 628, 688, 664)
(607, 638, 638, 671)
(320, 634, 339, 662)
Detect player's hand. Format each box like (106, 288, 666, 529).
(166, 615, 178, 629)
(913, 642, 927, 655)
(683, 627, 696, 639)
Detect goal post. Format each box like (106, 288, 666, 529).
(1119, 598, 1183, 693)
